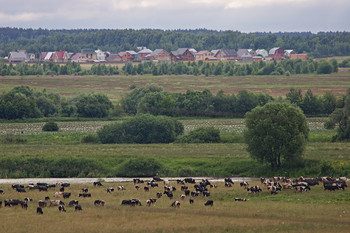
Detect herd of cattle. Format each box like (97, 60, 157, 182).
(0, 176, 347, 215)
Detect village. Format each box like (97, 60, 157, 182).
(7, 47, 308, 64)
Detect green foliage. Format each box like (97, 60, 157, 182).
(117, 157, 162, 177)
(317, 60, 333, 74)
(97, 114, 184, 144)
(176, 127, 221, 143)
(81, 134, 99, 143)
(42, 121, 59, 131)
(245, 102, 309, 169)
(75, 93, 113, 118)
(1, 133, 27, 144)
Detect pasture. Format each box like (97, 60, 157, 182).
(0, 179, 349, 233)
(0, 72, 350, 102)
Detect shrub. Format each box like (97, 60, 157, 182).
(97, 114, 184, 144)
(81, 134, 99, 143)
(42, 121, 59, 131)
(2, 133, 27, 144)
(176, 127, 221, 143)
(117, 157, 162, 177)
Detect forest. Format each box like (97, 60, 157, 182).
(0, 28, 350, 57)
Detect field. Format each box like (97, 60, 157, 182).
(0, 179, 350, 233)
(0, 72, 350, 102)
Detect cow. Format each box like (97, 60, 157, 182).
(0, 189, 4, 194)
(203, 191, 210, 197)
(234, 198, 247, 202)
(75, 205, 82, 211)
(58, 205, 66, 212)
(60, 183, 70, 188)
(153, 177, 163, 182)
(37, 207, 43, 215)
(79, 193, 91, 198)
(81, 188, 88, 193)
(63, 192, 71, 199)
(45, 196, 50, 201)
(164, 191, 173, 199)
(130, 199, 142, 206)
(184, 190, 190, 196)
(156, 192, 162, 198)
(50, 200, 64, 206)
(135, 185, 140, 190)
(107, 187, 115, 193)
(240, 182, 249, 188)
(21, 202, 28, 210)
(38, 186, 48, 192)
(146, 199, 157, 207)
(24, 198, 33, 202)
(180, 194, 186, 200)
(189, 199, 194, 204)
(225, 182, 232, 187)
(93, 181, 103, 186)
(204, 200, 214, 206)
(191, 191, 199, 197)
(247, 186, 262, 193)
(144, 187, 150, 192)
(171, 201, 180, 208)
(16, 187, 26, 193)
(133, 178, 144, 184)
(54, 192, 63, 198)
(60, 187, 65, 192)
(177, 179, 185, 184)
(12, 184, 24, 190)
(38, 200, 47, 207)
(37, 183, 48, 187)
(184, 178, 196, 184)
(5, 199, 22, 207)
(181, 186, 188, 191)
(69, 200, 79, 207)
(117, 186, 126, 191)
(224, 178, 234, 184)
(94, 200, 105, 206)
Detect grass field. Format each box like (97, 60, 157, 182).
(0, 180, 349, 233)
(0, 72, 350, 102)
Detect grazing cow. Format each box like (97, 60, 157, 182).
(38, 186, 48, 192)
(81, 188, 88, 193)
(69, 200, 79, 207)
(63, 192, 71, 199)
(181, 186, 188, 191)
(60, 183, 70, 188)
(191, 191, 199, 197)
(225, 182, 232, 187)
(247, 186, 262, 193)
(184, 190, 190, 196)
(234, 198, 247, 202)
(171, 201, 180, 208)
(144, 187, 149, 192)
(60, 187, 65, 192)
(21, 202, 28, 210)
(204, 200, 214, 206)
(0, 189, 4, 194)
(177, 179, 185, 184)
(135, 185, 140, 190)
(16, 187, 26, 193)
(24, 198, 33, 202)
(184, 178, 196, 184)
(107, 187, 115, 193)
(0, 200, 2, 207)
(93, 181, 103, 186)
(180, 194, 186, 200)
(75, 205, 82, 211)
(153, 177, 163, 182)
(50, 200, 65, 206)
(240, 182, 249, 188)
(54, 192, 63, 198)
(58, 205, 66, 212)
(189, 199, 194, 204)
(156, 192, 162, 198)
(146, 199, 157, 207)
(79, 193, 91, 198)
(37, 207, 43, 215)
(148, 182, 158, 188)
(38, 200, 47, 207)
(4, 199, 22, 207)
(163, 180, 170, 186)
(117, 186, 126, 191)
(94, 200, 105, 206)
(45, 196, 50, 201)
(164, 191, 173, 199)
(12, 184, 24, 189)
(121, 200, 132, 205)
(133, 178, 144, 184)
(203, 191, 210, 197)
(224, 178, 234, 184)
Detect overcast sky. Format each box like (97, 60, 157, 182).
(0, 0, 349, 32)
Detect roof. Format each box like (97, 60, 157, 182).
(138, 48, 152, 54)
(269, 47, 281, 55)
(44, 52, 54, 60)
(256, 49, 268, 57)
(196, 50, 210, 55)
(9, 51, 28, 61)
(171, 48, 189, 56)
(107, 54, 122, 61)
(211, 50, 220, 56)
(126, 50, 137, 55)
(70, 53, 85, 60)
(237, 49, 249, 57)
(55, 51, 67, 59)
(221, 49, 237, 57)
(118, 52, 127, 57)
(149, 49, 165, 56)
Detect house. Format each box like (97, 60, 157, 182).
(81, 49, 97, 62)
(118, 51, 135, 62)
(284, 50, 296, 58)
(256, 49, 269, 58)
(145, 49, 171, 62)
(170, 48, 195, 62)
(55, 51, 69, 63)
(195, 51, 214, 61)
(237, 49, 253, 62)
(212, 49, 238, 60)
(95, 49, 107, 61)
(28, 53, 36, 61)
(106, 54, 123, 63)
(253, 56, 263, 61)
(290, 54, 308, 61)
(70, 53, 87, 63)
(126, 51, 138, 59)
(8, 50, 28, 62)
(40, 52, 58, 62)
(269, 47, 285, 60)
(137, 48, 152, 60)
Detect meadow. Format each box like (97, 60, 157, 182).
(0, 179, 349, 233)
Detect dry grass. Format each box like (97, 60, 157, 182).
(0, 180, 350, 233)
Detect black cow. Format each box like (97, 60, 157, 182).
(37, 207, 43, 215)
(224, 178, 234, 184)
(153, 177, 163, 182)
(184, 178, 196, 184)
(21, 202, 28, 210)
(164, 191, 173, 199)
(82, 188, 88, 193)
(204, 200, 214, 206)
(75, 205, 82, 211)
(171, 201, 180, 208)
(16, 187, 26, 193)
(45, 196, 50, 201)
(38, 186, 48, 192)
(94, 200, 105, 206)
(0, 189, 4, 194)
(107, 187, 114, 193)
(63, 192, 71, 199)
(144, 187, 149, 192)
(58, 205, 66, 212)
(79, 193, 91, 198)
(234, 198, 247, 202)
(93, 181, 103, 186)
(12, 184, 24, 189)
(69, 200, 79, 207)
(203, 191, 210, 197)
(189, 199, 194, 204)
(156, 192, 162, 198)
(38, 200, 47, 207)
(60, 187, 65, 192)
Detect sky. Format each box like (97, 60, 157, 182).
(0, 0, 349, 32)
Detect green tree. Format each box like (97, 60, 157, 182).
(75, 93, 113, 118)
(244, 102, 309, 168)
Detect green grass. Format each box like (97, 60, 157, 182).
(0, 180, 349, 233)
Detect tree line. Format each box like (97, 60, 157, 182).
(0, 85, 343, 120)
(0, 59, 338, 76)
(1, 28, 350, 57)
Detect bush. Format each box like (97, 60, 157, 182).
(176, 127, 221, 143)
(117, 157, 162, 177)
(97, 114, 184, 144)
(81, 134, 99, 143)
(2, 133, 27, 144)
(42, 121, 59, 131)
